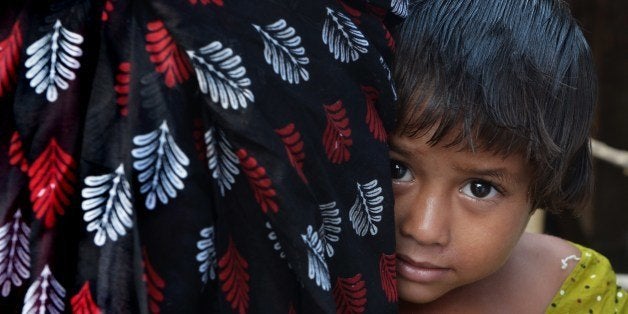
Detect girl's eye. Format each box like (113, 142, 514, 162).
(460, 180, 500, 199)
(390, 160, 414, 182)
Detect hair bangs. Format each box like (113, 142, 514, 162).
(395, 76, 536, 160)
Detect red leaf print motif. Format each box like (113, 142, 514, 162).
(0, 21, 22, 98)
(101, 0, 114, 22)
(323, 100, 352, 164)
(28, 138, 76, 228)
(383, 25, 396, 52)
(333, 273, 367, 314)
(9, 131, 29, 172)
(188, 0, 223, 5)
(219, 238, 250, 314)
(379, 253, 397, 302)
(275, 123, 307, 184)
(361, 86, 387, 142)
(71, 281, 101, 314)
(115, 62, 131, 116)
(236, 149, 278, 214)
(142, 248, 165, 314)
(338, 0, 362, 25)
(145, 20, 191, 88)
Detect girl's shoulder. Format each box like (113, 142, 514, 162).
(519, 233, 627, 313)
(504, 233, 582, 310)
(517, 232, 581, 269)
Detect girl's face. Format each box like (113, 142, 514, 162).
(390, 129, 534, 304)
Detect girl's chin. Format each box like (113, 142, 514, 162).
(397, 278, 450, 305)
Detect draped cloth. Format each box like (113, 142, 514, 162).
(547, 244, 627, 313)
(0, 0, 406, 312)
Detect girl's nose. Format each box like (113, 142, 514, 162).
(398, 186, 451, 247)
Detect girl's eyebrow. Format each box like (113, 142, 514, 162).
(451, 165, 513, 184)
(388, 141, 415, 156)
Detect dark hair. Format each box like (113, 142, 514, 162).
(393, 0, 597, 213)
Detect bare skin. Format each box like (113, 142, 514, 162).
(399, 232, 580, 313)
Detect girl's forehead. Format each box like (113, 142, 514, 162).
(392, 121, 479, 153)
(390, 131, 531, 169)
(394, 106, 533, 161)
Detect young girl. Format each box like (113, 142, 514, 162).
(391, 0, 627, 312)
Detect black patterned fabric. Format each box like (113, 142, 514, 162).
(0, 0, 406, 312)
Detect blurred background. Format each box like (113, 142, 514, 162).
(526, 0, 627, 284)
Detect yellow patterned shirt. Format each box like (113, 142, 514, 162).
(546, 243, 627, 314)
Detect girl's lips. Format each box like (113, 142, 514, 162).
(396, 255, 451, 283)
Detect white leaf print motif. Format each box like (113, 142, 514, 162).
(301, 225, 330, 291)
(322, 7, 369, 63)
(196, 226, 217, 284)
(132, 120, 190, 210)
(379, 56, 397, 101)
(391, 0, 409, 18)
(205, 127, 240, 196)
(22, 265, 65, 314)
(25, 19, 83, 102)
(265, 222, 286, 259)
(81, 164, 134, 246)
(349, 179, 383, 236)
(318, 202, 341, 258)
(0, 210, 30, 297)
(252, 19, 309, 84)
(187, 42, 254, 109)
